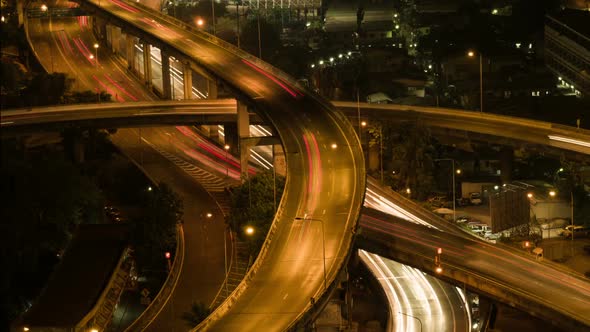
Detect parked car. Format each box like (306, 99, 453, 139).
(562, 225, 590, 238)
(469, 192, 482, 205)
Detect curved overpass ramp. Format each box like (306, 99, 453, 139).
(359, 207, 590, 331)
(72, 0, 365, 330)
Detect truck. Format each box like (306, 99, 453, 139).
(469, 192, 482, 205)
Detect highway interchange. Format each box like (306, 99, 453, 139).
(7, 1, 590, 331)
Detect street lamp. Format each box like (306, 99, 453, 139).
(467, 50, 483, 112)
(245, 225, 254, 235)
(224, 144, 230, 178)
(93, 43, 100, 103)
(435, 158, 460, 223)
(295, 216, 326, 291)
(211, 0, 216, 35)
(398, 312, 423, 332)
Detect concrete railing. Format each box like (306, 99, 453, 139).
(124, 224, 185, 332)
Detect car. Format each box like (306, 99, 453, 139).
(469, 192, 482, 205)
(562, 225, 590, 238)
(455, 216, 469, 223)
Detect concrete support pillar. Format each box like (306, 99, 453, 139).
(110, 26, 121, 54)
(161, 51, 172, 99)
(209, 125, 219, 141)
(183, 62, 192, 99)
(500, 146, 514, 183)
(273, 144, 286, 177)
(142, 43, 152, 86)
(125, 34, 135, 71)
(207, 79, 218, 99)
(237, 102, 250, 178)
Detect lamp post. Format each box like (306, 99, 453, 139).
(435, 158, 461, 223)
(467, 50, 483, 112)
(398, 312, 423, 332)
(295, 216, 326, 291)
(40, 4, 55, 72)
(224, 144, 230, 178)
(236, 0, 240, 48)
(93, 43, 100, 103)
(211, 0, 216, 35)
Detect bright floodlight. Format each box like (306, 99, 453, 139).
(224, 144, 230, 150)
(406, 188, 411, 194)
(310, 64, 315, 68)
(41, 4, 48, 11)
(549, 190, 556, 197)
(206, 212, 213, 218)
(456, 169, 462, 174)
(361, 121, 367, 127)
(93, 43, 99, 49)
(89, 55, 94, 59)
(467, 50, 475, 57)
(435, 266, 443, 274)
(329, 57, 334, 62)
(245, 226, 255, 235)
(197, 18, 204, 26)
(319, 60, 324, 65)
(527, 193, 533, 198)
(331, 143, 337, 149)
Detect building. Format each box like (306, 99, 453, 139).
(544, 9, 590, 98)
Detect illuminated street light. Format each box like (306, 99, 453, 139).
(23, 328, 29, 332)
(527, 193, 533, 198)
(435, 266, 443, 274)
(224, 144, 230, 178)
(310, 64, 315, 68)
(329, 57, 334, 62)
(338, 54, 343, 58)
(467, 50, 483, 112)
(549, 190, 556, 197)
(245, 226, 255, 235)
(197, 18, 204, 27)
(319, 60, 324, 65)
(331, 143, 337, 149)
(206, 212, 213, 218)
(406, 188, 411, 195)
(295, 217, 326, 290)
(347, 51, 352, 56)
(147, 186, 153, 191)
(456, 168, 462, 174)
(41, 4, 48, 11)
(361, 121, 367, 127)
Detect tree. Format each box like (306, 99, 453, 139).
(370, 121, 436, 200)
(131, 183, 183, 276)
(239, 17, 281, 60)
(228, 171, 285, 254)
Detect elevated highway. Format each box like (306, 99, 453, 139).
(358, 207, 590, 331)
(4, 100, 589, 158)
(3, 102, 590, 330)
(60, 0, 367, 330)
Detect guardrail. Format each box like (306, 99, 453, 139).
(124, 224, 185, 332)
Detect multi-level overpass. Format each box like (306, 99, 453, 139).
(10, 0, 590, 330)
(3, 100, 590, 330)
